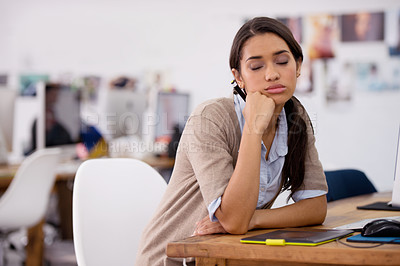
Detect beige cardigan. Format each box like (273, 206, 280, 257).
(135, 97, 328, 266)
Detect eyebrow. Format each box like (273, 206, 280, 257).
(245, 50, 290, 62)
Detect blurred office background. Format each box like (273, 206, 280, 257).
(1, 0, 400, 263)
(1, 0, 400, 192)
(2, 0, 400, 187)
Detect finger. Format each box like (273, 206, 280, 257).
(197, 221, 225, 234)
(195, 222, 212, 234)
(197, 224, 226, 235)
(194, 220, 210, 235)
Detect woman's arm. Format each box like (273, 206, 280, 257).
(249, 195, 327, 230)
(194, 195, 326, 236)
(213, 92, 276, 234)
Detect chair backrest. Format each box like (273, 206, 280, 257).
(72, 158, 167, 266)
(325, 169, 377, 202)
(0, 148, 61, 230)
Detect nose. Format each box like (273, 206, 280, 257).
(265, 66, 280, 81)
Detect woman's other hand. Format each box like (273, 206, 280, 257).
(193, 215, 227, 236)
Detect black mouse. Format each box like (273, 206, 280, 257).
(361, 219, 400, 237)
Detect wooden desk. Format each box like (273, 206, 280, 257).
(167, 192, 400, 266)
(0, 163, 18, 189)
(0, 155, 174, 266)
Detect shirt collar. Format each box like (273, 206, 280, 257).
(233, 93, 246, 133)
(268, 109, 288, 162)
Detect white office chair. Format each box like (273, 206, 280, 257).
(72, 158, 167, 266)
(0, 148, 61, 264)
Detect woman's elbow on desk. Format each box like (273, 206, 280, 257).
(216, 210, 252, 235)
(290, 195, 328, 226)
(311, 195, 328, 225)
(294, 195, 328, 226)
(248, 195, 327, 230)
(193, 213, 249, 236)
(222, 221, 249, 235)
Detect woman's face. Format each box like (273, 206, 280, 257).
(232, 32, 301, 109)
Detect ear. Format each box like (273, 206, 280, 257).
(296, 60, 302, 78)
(231, 68, 244, 88)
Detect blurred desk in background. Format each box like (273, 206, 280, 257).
(0, 163, 18, 189)
(142, 156, 175, 169)
(0, 155, 174, 266)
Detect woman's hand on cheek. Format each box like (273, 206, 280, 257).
(243, 91, 276, 135)
(193, 215, 227, 236)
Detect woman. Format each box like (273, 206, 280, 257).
(135, 17, 328, 266)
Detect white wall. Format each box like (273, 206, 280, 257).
(1, 0, 400, 191)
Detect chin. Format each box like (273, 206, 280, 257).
(269, 94, 292, 107)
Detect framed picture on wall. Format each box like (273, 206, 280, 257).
(277, 17, 303, 44)
(387, 10, 400, 56)
(305, 14, 339, 60)
(355, 62, 388, 92)
(0, 74, 8, 86)
(340, 12, 385, 42)
(325, 59, 353, 105)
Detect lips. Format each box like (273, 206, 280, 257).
(266, 84, 286, 94)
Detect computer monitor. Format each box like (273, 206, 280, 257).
(391, 125, 400, 207)
(357, 126, 400, 210)
(155, 92, 190, 140)
(36, 82, 82, 156)
(103, 89, 147, 140)
(0, 88, 17, 152)
(19, 74, 49, 96)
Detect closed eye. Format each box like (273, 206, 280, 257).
(276, 61, 288, 65)
(251, 66, 263, 71)
(249, 63, 264, 71)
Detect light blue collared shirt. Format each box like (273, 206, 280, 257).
(207, 94, 326, 222)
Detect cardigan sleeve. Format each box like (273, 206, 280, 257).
(179, 100, 239, 208)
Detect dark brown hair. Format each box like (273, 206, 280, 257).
(229, 17, 303, 71)
(229, 17, 311, 200)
